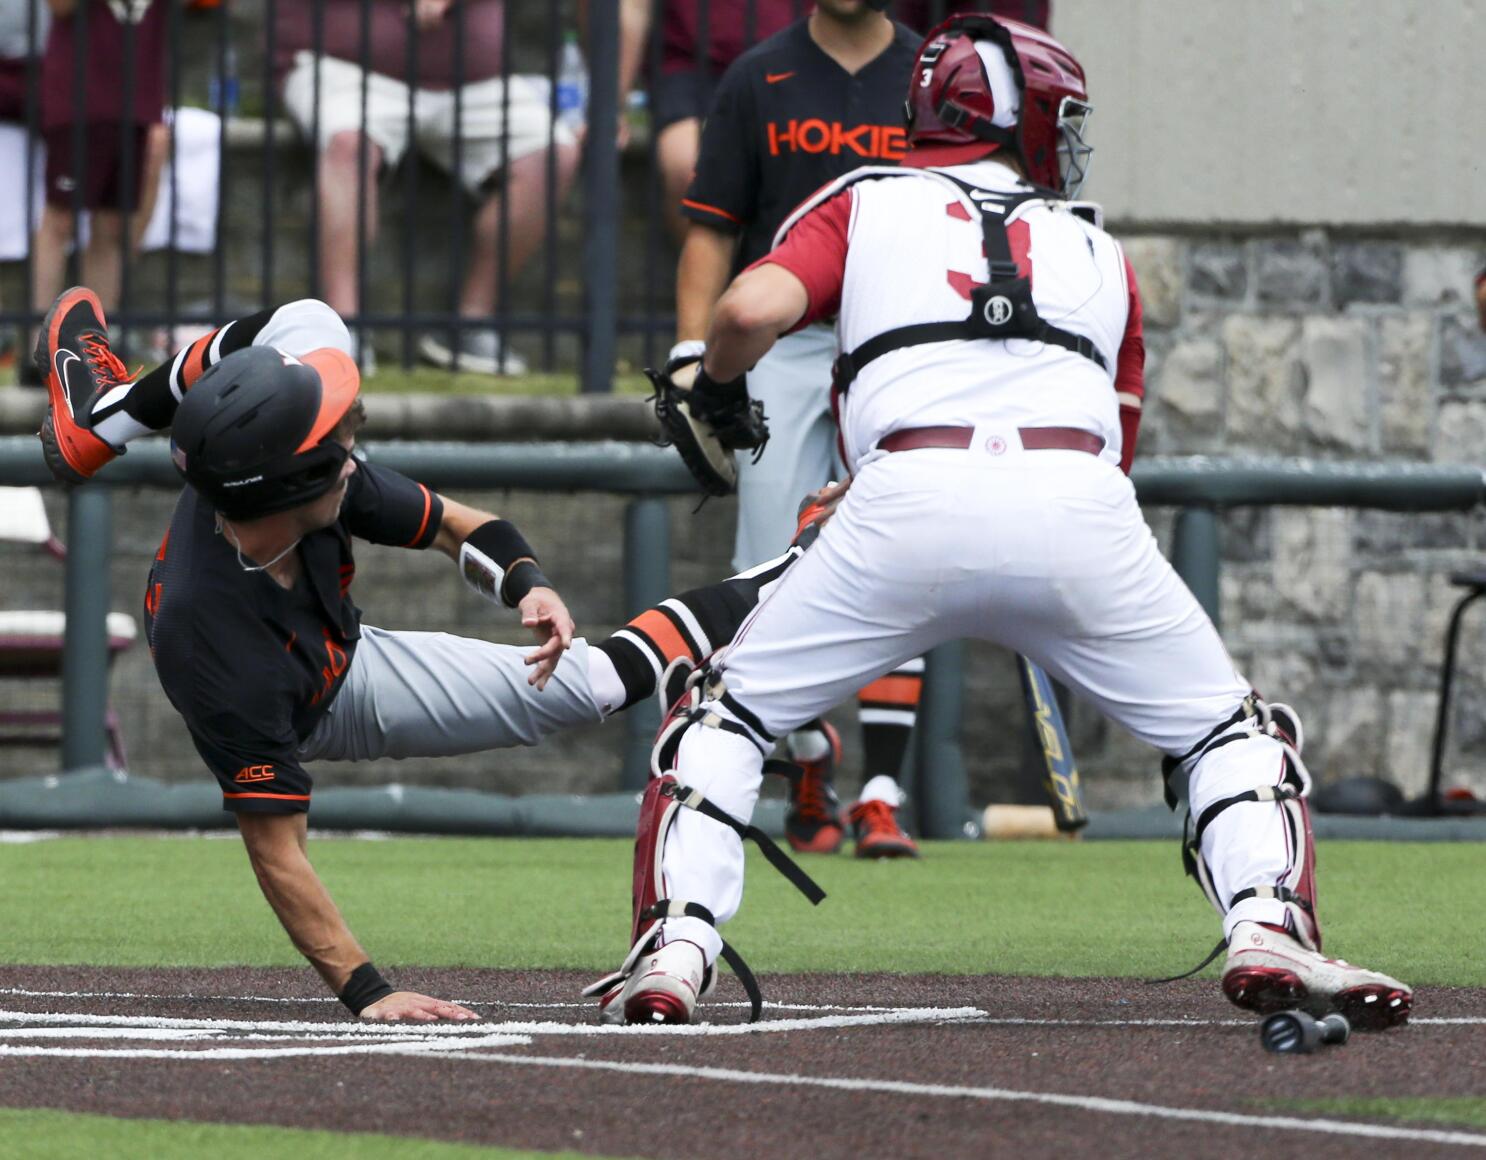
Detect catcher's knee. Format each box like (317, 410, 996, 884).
(1164, 697, 1319, 946)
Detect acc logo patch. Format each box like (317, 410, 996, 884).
(233, 764, 276, 784)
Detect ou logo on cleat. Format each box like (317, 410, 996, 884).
(983, 296, 1015, 326)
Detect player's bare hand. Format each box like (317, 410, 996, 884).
(359, 990, 479, 1022)
(520, 586, 575, 689)
(792, 478, 853, 547)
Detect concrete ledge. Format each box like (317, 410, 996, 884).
(0, 386, 661, 443)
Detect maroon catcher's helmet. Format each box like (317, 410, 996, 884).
(904, 14, 1093, 196)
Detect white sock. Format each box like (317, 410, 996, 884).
(585, 646, 626, 718)
(857, 774, 902, 807)
(786, 727, 832, 763)
(91, 409, 151, 449)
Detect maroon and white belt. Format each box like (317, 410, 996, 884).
(876, 425, 1106, 456)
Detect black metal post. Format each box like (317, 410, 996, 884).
(915, 641, 972, 839)
(581, 0, 620, 394)
(620, 497, 671, 790)
(60, 486, 112, 771)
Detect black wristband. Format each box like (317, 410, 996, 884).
(502, 558, 552, 607)
(338, 961, 395, 1015)
(461, 519, 542, 608)
(692, 366, 747, 404)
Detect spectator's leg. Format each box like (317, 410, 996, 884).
(317, 130, 384, 318)
(459, 141, 580, 317)
(129, 123, 170, 250)
(31, 205, 76, 330)
(83, 210, 125, 314)
(656, 117, 700, 246)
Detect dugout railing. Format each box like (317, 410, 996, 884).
(0, 437, 1483, 835)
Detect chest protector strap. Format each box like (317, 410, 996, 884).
(831, 180, 1109, 394)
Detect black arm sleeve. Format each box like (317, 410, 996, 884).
(341, 460, 444, 549)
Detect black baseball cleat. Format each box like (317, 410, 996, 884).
(35, 286, 131, 484)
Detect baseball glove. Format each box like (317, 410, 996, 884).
(647, 354, 769, 497)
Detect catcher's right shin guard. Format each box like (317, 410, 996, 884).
(585, 682, 826, 1023)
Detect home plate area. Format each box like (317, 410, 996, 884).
(1, 966, 1483, 1158)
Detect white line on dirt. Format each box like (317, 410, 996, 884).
(0, 1034, 532, 1060)
(0, 1007, 988, 1040)
(435, 1051, 1486, 1149)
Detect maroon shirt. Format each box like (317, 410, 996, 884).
(896, 0, 1051, 31)
(41, 0, 165, 129)
(660, 2, 1051, 79)
(661, 0, 800, 76)
(274, 0, 507, 91)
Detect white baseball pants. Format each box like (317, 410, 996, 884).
(659, 439, 1306, 963)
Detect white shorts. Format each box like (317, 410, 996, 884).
(280, 52, 576, 192)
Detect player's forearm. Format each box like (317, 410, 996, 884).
(702, 266, 809, 382)
(237, 816, 367, 993)
(676, 225, 738, 342)
(431, 495, 500, 562)
(616, 0, 652, 104)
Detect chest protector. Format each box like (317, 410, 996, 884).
(831, 175, 1110, 393)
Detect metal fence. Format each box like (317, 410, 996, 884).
(0, 0, 1049, 390)
(3, 438, 1483, 832)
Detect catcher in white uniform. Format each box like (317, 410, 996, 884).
(591, 13, 1413, 1029)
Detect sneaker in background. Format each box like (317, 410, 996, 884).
(419, 328, 528, 376)
(782, 720, 845, 854)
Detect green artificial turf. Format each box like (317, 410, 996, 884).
(358, 366, 652, 397)
(0, 1108, 608, 1160)
(4, 837, 1481, 984)
(1282, 1098, 1486, 1130)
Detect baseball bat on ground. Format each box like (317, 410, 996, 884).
(1015, 654, 1089, 833)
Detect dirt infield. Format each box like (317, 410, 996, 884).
(1, 965, 1483, 1158)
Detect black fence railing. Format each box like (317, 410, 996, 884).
(0, 0, 1049, 389)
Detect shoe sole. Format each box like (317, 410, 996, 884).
(418, 335, 526, 377)
(786, 824, 845, 855)
(1223, 967, 1411, 1031)
(855, 840, 921, 860)
(623, 988, 694, 1025)
(37, 287, 112, 480)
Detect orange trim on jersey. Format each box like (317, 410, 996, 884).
(222, 792, 311, 801)
(858, 674, 923, 707)
(404, 484, 433, 547)
(629, 609, 694, 666)
(181, 333, 213, 387)
(681, 198, 741, 224)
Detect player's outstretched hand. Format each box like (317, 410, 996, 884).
(360, 990, 479, 1022)
(520, 586, 576, 690)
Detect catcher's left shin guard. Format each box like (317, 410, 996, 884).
(1153, 698, 1320, 982)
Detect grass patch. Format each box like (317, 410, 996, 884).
(1, 838, 1479, 984)
(1280, 1098, 1486, 1130)
(0, 1108, 606, 1160)
(360, 366, 652, 397)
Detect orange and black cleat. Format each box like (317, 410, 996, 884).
(36, 287, 131, 484)
(781, 719, 846, 854)
(849, 798, 920, 859)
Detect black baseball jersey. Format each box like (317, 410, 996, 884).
(144, 460, 442, 815)
(682, 18, 922, 272)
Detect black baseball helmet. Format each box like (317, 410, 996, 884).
(170, 344, 361, 520)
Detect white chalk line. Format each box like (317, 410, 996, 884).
(0, 1007, 987, 1043)
(434, 1051, 1486, 1149)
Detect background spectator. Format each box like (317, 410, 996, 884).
(28, 0, 166, 380)
(274, 0, 580, 377)
(624, 2, 1050, 248)
(0, 0, 46, 377)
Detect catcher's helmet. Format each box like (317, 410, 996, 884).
(170, 344, 361, 520)
(904, 14, 1092, 196)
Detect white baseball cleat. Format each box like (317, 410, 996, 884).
(619, 940, 708, 1025)
(1222, 921, 1412, 1030)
